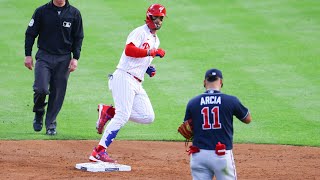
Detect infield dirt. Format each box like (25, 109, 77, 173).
(0, 140, 319, 180)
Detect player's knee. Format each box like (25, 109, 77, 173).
(129, 111, 155, 124)
(33, 87, 49, 95)
(144, 113, 155, 124)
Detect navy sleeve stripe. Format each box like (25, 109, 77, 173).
(240, 111, 249, 121)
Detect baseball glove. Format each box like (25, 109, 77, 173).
(177, 119, 193, 140)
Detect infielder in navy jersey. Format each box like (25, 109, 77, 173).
(184, 68, 252, 180)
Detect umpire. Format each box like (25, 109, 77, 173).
(24, 0, 84, 135)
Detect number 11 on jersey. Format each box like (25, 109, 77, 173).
(201, 106, 221, 130)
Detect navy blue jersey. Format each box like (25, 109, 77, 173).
(184, 90, 249, 150)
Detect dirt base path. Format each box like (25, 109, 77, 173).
(0, 140, 319, 180)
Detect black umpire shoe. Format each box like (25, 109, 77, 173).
(46, 129, 57, 136)
(33, 111, 45, 132)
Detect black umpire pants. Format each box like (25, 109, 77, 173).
(33, 49, 71, 130)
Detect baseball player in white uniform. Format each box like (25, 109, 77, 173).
(89, 4, 167, 163)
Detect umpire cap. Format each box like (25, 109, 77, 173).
(205, 68, 223, 82)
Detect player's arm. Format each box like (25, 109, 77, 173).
(242, 112, 252, 124)
(71, 10, 84, 60)
(125, 43, 165, 58)
(24, 8, 41, 70)
(183, 101, 193, 122)
(125, 43, 148, 58)
(177, 101, 193, 140)
(233, 97, 252, 124)
(25, 8, 41, 57)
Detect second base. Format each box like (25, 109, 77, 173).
(75, 162, 131, 172)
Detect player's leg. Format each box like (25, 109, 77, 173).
(212, 150, 237, 180)
(45, 54, 70, 135)
(190, 151, 214, 180)
(100, 70, 137, 146)
(95, 103, 115, 134)
(32, 54, 50, 132)
(225, 150, 237, 179)
(129, 87, 155, 124)
(90, 70, 137, 162)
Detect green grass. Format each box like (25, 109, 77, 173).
(0, 0, 319, 147)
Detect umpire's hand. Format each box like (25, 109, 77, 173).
(24, 56, 34, 70)
(68, 58, 78, 72)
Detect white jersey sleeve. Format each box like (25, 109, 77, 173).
(126, 28, 145, 47)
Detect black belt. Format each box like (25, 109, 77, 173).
(127, 72, 142, 82)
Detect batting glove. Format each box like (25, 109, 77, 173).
(146, 66, 156, 77)
(148, 48, 166, 58)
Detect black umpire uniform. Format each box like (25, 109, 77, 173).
(25, 0, 84, 135)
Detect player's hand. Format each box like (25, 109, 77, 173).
(24, 56, 33, 70)
(68, 58, 78, 72)
(146, 65, 156, 77)
(148, 48, 166, 58)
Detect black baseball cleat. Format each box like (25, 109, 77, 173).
(46, 129, 57, 136)
(33, 112, 44, 132)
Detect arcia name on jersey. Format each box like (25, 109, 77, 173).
(200, 96, 221, 106)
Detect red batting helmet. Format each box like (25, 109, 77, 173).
(145, 4, 166, 30)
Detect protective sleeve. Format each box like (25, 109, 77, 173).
(125, 43, 148, 58)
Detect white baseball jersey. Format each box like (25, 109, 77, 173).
(99, 24, 160, 148)
(116, 24, 160, 81)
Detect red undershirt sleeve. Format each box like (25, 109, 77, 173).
(125, 43, 148, 58)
